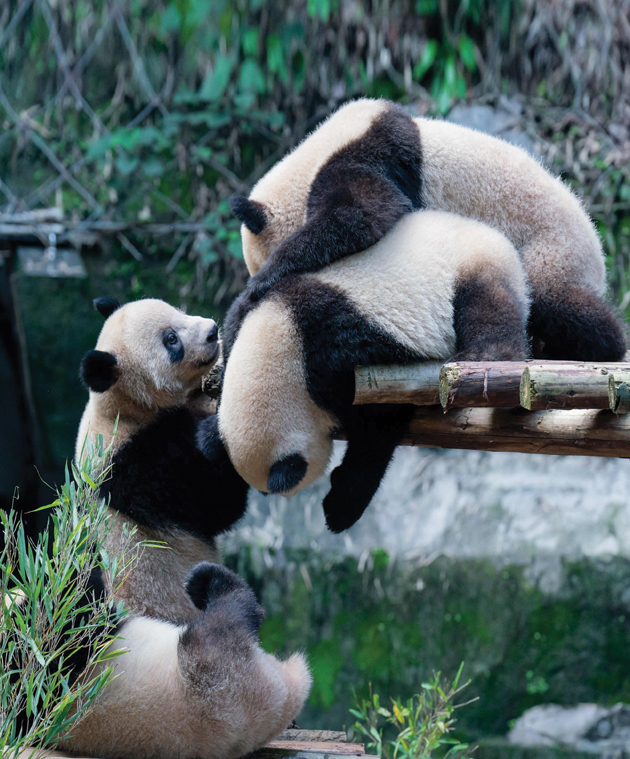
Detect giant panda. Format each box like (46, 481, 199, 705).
(77, 297, 248, 624)
(12, 562, 311, 759)
(230, 97, 626, 362)
(199, 210, 530, 532)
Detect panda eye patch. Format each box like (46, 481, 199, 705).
(162, 330, 185, 363)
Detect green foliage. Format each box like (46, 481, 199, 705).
(349, 667, 473, 759)
(0, 432, 139, 756)
(0, 0, 500, 302)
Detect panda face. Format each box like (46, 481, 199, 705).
(83, 299, 220, 409)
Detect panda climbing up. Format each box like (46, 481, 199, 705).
(77, 297, 248, 624)
(230, 97, 626, 362)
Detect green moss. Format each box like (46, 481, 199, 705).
(226, 550, 630, 738)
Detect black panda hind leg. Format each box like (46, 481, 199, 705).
(451, 268, 530, 361)
(529, 285, 627, 361)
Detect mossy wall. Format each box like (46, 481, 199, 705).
(225, 549, 630, 739)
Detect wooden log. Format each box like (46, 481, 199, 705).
(439, 362, 525, 409)
(354, 362, 441, 405)
(520, 364, 630, 410)
(393, 406, 630, 457)
(609, 374, 630, 414)
(355, 361, 630, 412)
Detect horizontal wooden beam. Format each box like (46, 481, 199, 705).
(355, 361, 630, 412)
(354, 362, 441, 405)
(397, 406, 630, 458)
(521, 364, 630, 411)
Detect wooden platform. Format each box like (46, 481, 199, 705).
(16, 730, 375, 759)
(352, 359, 630, 458)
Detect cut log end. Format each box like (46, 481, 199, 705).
(439, 364, 460, 409)
(609, 374, 630, 415)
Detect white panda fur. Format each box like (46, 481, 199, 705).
(42, 563, 310, 759)
(201, 210, 529, 532)
(77, 298, 249, 625)
(230, 98, 625, 362)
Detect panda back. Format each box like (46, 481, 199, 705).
(314, 210, 524, 360)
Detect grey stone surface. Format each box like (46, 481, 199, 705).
(447, 99, 537, 156)
(509, 703, 630, 757)
(224, 444, 630, 562)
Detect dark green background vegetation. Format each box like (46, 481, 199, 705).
(2, 0, 630, 747)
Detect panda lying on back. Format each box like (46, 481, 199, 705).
(28, 562, 310, 759)
(77, 297, 248, 624)
(230, 98, 625, 362)
(200, 210, 530, 532)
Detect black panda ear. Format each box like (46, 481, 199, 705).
(93, 297, 122, 319)
(80, 350, 118, 393)
(230, 195, 267, 234)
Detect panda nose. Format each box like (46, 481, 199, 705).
(207, 323, 219, 343)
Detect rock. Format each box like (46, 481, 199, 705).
(509, 703, 630, 756)
(446, 99, 537, 156)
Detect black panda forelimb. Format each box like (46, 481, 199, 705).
(246, 172, 415, 302)
(103, 408, 248, 543)
(323, 406, 416, 533)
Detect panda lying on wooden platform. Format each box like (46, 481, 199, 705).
(48, 562, 310, 759)
(230, 97, 626, 362)
(199, 210, 530, 532)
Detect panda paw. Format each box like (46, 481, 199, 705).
(322, 488, 361, 534)
(201, 362, 224, 401)
(196, 415, 228, 463)
(185, 562, 265, 633)
(185, 562, 245, 610)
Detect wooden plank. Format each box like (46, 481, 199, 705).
(396, 406, 630, 458)
(276, 730, 347, 742)
(254, 752, 364, 759)
(354, 362, 441, 405)
(264, 741, 363, 754)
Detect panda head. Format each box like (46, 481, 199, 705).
(80, 297, 220, 409)
(230, 163, 307, 277)
(211, 297, 337, 496)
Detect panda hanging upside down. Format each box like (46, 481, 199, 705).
(199, 210, 531, 533)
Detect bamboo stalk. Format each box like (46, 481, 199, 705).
(520, 364, 630, 410)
